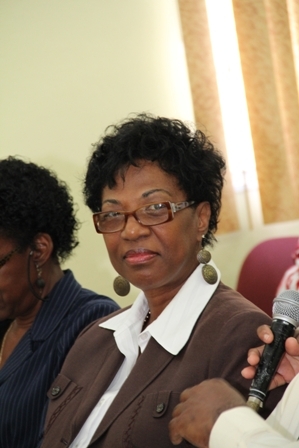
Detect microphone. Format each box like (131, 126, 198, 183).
(247, 289, 299, 412)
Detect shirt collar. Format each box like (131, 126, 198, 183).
(100, 261, 220, 355)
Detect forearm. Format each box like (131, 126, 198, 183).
(210, 406, 299, 448)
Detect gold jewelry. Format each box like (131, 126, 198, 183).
(35, 263, 46, 289)
(202, 264, 218, 284)
(197, 249, 218, 284)
(143, 310, 151, 324)
(0, 322, 14, 367)
(142, 310, 151, 331)
(197, 249, 211, 264)
(113, 275, 130, 296)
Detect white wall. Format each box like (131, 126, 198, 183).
(1, 0, 298, 307)
(0, 0, 195, 306)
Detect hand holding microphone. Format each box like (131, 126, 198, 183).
(246, 290, 299, 412)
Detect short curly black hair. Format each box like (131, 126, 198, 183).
(0, 156, 79, 262)
(84, 113, 226, 247)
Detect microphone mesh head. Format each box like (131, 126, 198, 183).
(273, 290, 299, 325)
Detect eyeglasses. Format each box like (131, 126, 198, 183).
(93, 200, 195, 234)
(0, 247, 19, 269)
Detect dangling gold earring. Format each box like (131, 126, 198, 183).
(197, 249, 218, 285)
(113, 275, 130, 296)
(35, 263, 46, 289)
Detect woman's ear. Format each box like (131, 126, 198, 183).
(30, 233, 54, 266)
(196, 202, 211, 236)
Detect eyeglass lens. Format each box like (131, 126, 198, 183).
(96, 202, 171, 232)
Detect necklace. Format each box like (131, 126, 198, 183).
(142, 310, 151, 330)
(0, 322, 14, 367)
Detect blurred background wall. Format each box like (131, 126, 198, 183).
(1, 0, 298, 307)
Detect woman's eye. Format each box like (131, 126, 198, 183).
(102, 211, 121, 220)
(147, 203, 167, 211)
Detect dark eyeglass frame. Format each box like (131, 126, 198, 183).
(93, 200, 196, 234)
(0, 247, 20, 269)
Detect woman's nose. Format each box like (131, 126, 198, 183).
(121, 214, 150, 238)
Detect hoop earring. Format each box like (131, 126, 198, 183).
(113, 275, 130, 296)
(197, 249, 218, 285)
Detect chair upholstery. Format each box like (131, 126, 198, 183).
(236, 237, 298, 316)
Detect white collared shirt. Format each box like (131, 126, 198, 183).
(70, 261, 220, 448)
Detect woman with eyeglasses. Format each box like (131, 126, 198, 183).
(41, 114, 285, 448)
(0, 157, 119, 448)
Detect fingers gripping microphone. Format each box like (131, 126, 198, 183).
(247, 289, 299, 412)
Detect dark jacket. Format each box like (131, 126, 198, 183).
(41, 282, 286, 448)
(0, 270, 119, 448)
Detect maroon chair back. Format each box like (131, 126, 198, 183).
(236, 237, 298, 316)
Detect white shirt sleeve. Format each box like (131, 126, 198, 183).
(210, 375, 299, 448)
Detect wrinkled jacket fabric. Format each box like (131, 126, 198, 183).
(0, 270, 119, 448)
(41, 282, 286, 448)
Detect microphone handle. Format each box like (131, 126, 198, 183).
(247, 319, 295, 411)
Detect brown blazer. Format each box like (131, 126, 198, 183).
(41, 282, 286, 447)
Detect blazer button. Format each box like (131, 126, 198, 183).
(51, 386, 61, 396)
(156, 403, 165, 413)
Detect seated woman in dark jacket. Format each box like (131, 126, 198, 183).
(0, 157, 119, 448)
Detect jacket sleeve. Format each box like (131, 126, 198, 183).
(206, 303, 287, 419)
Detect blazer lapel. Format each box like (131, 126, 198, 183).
(89, 337, 174, 444)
